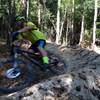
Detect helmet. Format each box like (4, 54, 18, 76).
(15, 16, 25, 22)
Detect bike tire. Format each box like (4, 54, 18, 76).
(0, 58, 36, 94)
(47, 51, 67, 75)
(24, 50, 67, 75)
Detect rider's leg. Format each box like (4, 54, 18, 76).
(37, 48, 49, 71)
(37, 46, 49, 64)
(31, 40, 49, 71)
(37, 40, 49, 65)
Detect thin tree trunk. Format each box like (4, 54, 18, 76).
(69, 0, 74, 45)
(8, 0, 12, 31)
(92, 0, 98, 48)
(26, 0, 29, 19)
(37, 0, 41, 26)
(79, 1, 85, 45)
(71, 0, 74, 34)
(21, 0, 29, 19)
(56, 0, 61, 44)
(59, 8, 67, 40)
(66, 17, 69, 45)
(12, 0, 16, 30)
(79, 15, 85, 44)
(7, 0, 16, 46)
(41, 0, 46, 31)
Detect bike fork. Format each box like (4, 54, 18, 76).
(12, 47, 18, 69)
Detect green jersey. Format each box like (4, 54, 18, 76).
(18, 22, 46, 44)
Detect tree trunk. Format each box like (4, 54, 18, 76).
(7, 0, 16, 47)
(79, 15, 85, 44)
(72, 0, 74, 33)
(59, 8, 67, 43)
(12, 0, 16, 30)
(56, 0, 61, 44)
(92, 0, 98, 48)
(66, 17, 69, 45)
(42, 0, 46, 31)
(21, 0, 29, 20)
(69, 0, 75, 45)
(26, 0, 29, 19)
(37, 0, 41, 26)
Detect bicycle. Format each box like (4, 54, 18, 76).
(0, 40, 67, 94)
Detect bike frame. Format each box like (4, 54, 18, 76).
(12, 46, 64, 75)
(12, 46, 44, 70)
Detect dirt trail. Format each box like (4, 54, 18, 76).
(0, 43, 100, 100)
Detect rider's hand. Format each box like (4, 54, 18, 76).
(12, 31, 19, 41)
(12, 31, 19, 37)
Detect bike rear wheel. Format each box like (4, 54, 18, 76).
(0, 58, 36, 94)
(23, 49, 67, 76)
(27, 51, 67, 75)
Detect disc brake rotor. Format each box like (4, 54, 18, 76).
(5, 68, 21, 79)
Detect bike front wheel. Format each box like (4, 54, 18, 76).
(0, 58, 36, 94)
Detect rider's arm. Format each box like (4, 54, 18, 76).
(12, 22, 37, 39)
(18, 24, 38, 33)
(12, 27, 31, 41)
(18, 22, 37, 33)
(17, 26, 33, 33)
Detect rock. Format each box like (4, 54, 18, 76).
(78, 73, 87, 81)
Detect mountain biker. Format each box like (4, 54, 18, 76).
(11, 16, 49, 71)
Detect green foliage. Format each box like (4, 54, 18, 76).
(97, 22, 100, 28)
(96, 29, 100, 38)
(45, 0, 57, 15)
(0, 0, 99, 45)
(15, 0, 21, 14)
(28, 0, 38, 21)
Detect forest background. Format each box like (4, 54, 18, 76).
(0, 0, 100, 49)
